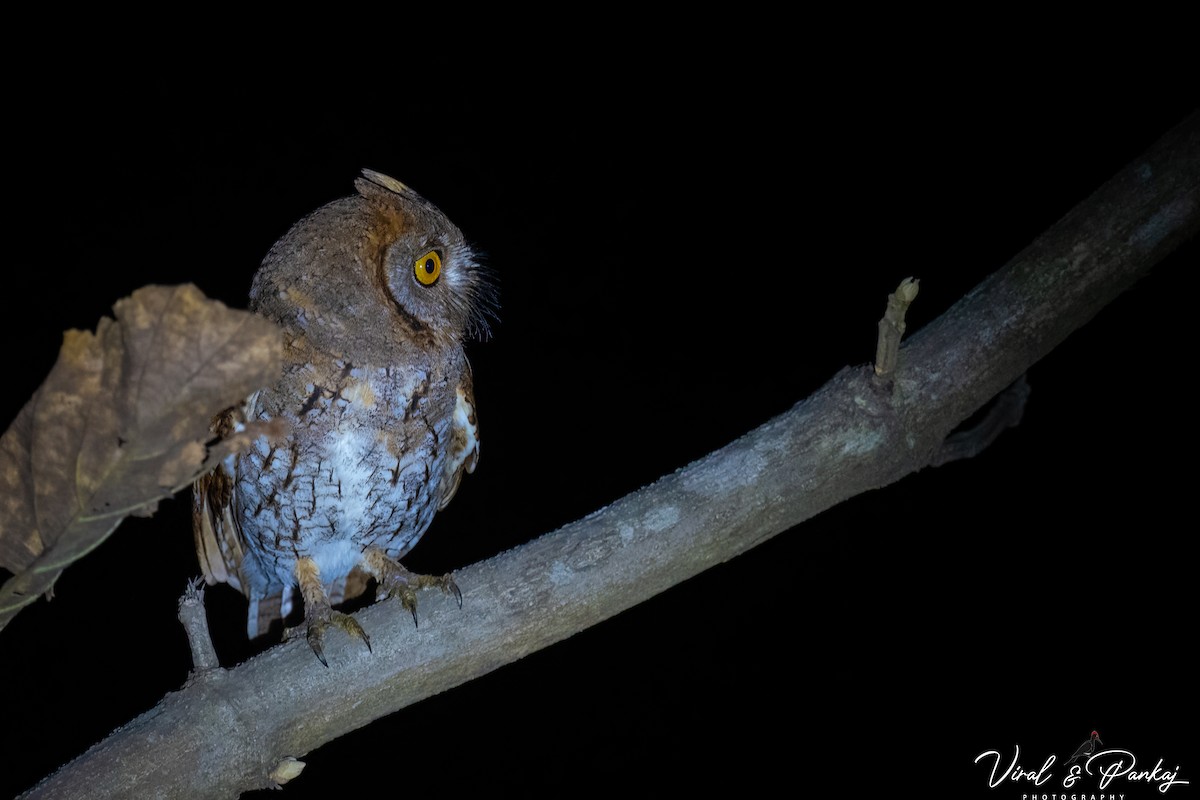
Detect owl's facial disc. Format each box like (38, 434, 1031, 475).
(379, 234, 467, 340)
(376, 218, 494, 343)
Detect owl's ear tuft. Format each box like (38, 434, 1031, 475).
(355, 169, 435, 214)
(359, 169, 409, 195)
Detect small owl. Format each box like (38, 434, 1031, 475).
(193, 170, 493, 664)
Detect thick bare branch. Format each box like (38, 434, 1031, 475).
(23, 112, 1199, 799)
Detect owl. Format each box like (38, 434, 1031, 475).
(193, 170, 493, 665)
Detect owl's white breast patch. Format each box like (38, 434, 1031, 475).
(328, 425, 379, 526)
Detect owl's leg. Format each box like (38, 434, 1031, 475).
(284, 556, 372, 667)
(362, 548, 463, 628)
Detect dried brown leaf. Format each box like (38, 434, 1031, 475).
(0, 284, 281, 632)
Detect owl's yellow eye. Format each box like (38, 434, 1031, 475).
(414, 250, 442, 286)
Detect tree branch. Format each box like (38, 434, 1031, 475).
(23, 112, 1199, 799)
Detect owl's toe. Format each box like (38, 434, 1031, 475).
(364, 549, 463, 628)
(285, 609, 371, 667)
(447, 577, 463, 609)
(390, 586, 420, 628)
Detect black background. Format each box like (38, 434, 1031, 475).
(0, 78, 1195, 798)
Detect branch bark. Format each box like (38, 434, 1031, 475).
(23, 112, 1199, 799)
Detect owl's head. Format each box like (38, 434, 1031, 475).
(355, 170, 495, 344)
(251, 169, 496, 358)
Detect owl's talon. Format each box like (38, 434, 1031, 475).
(449, 579, 463, 609)
(342, 614, 372, 654)
(393, 588, 419, 627)
(308, 630, 330, 668)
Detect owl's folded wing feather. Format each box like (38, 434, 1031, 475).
(193, 463, 245, 593)
(439, 365, 480, 511)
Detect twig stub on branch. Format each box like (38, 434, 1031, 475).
(875, 277, 920, 379)
(177, 579, 221, 675)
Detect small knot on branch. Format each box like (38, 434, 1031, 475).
(268, 757, 306, 789)
(931, 375, 1031, 467)
(875, 277, 920, 378)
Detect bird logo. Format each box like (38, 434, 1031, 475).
(1064, 730, 1103, 765)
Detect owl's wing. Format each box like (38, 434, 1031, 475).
(192, 463, 245, 593)
(439, 365, 481, 511)
(193, 458, 285, 640)
(192, 407, 286, 640)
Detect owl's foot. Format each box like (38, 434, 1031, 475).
(284, 608, 371, 668)
(288, 556, 372, 666)
(383, 571, 463, 628)
(363, 549, 463, 628)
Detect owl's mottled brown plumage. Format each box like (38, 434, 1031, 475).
(193, 170, 492, 661)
